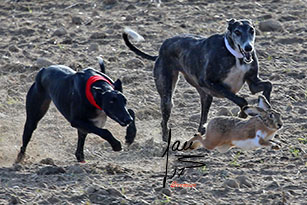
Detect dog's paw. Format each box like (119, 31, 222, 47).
(15, 152, 25, 164)
(112, 141, 122, 151)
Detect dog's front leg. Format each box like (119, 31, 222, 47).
(125, 109, 137, 145)
(246, 75, 272, 102)
(71, 120, 122, 151)
(200, 80, 248, 108)
(75, 129, 87, 162)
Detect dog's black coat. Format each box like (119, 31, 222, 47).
(123, 19, 272, 141)
(16, 62, 136, 162)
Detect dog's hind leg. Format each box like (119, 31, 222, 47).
(154, 58, 179, 142)
(16, 83, 51, 163)
(196, 88, 213, 135)
(75, 129, 87, 162)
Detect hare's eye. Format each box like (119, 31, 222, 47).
(269, 113, 274, 118)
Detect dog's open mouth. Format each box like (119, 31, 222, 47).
(239, 46, 253, 64)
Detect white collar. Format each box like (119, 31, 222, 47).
(224, 37, 243, 59)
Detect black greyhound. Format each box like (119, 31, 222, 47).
(16, 58, 136, 163)
(123, 19, 272, 141)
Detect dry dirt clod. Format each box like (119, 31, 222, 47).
(259, 20, 284, 32)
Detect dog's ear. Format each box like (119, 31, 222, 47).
(227, 18, 236, 31)
(113, 79, 123, 92)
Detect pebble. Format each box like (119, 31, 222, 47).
(66, 165, 85, 174)
(259, 20, 283, 32)
(217, 107, 232, 116)
(40, 158, 55, 165)
(52, 27, 67, 36)
(90, 32, 107, 39)
(107, 188, 125, 198)
(37, 166, 66, 175)
(8, 45, 19, 52)
(223, 179, 239, 189)
(235, 176, 253, 188)
(72, 16, 82, 25)
(36, 57, 53, 68)
(88, 43, 99, 52)
(161, 188, 172, 197)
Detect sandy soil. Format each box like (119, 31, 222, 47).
(0, 0, 306, 204)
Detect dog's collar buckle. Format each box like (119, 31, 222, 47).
(224, 37, 243, 59)
(85, 75, 114, 110)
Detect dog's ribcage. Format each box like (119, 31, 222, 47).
(223, 59, 251, 93)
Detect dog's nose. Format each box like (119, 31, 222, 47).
(244, 44, 253, 52)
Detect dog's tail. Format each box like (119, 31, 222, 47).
(123, 28, 157, 61)
(97, 56, 105, 73)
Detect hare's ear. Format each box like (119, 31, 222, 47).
(258, 95, 271, 110)
(242, 106, 261, 116)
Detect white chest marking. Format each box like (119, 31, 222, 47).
(223, 60, 251, 93)
(232, 130, 274, 150)
(232, 137, 261, 150)
(91, 111, 107, 128)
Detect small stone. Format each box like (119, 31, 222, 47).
(104, 0, 117, 5)
(53, 27, 67, 36)
(217, 107, 232, 117)
(90, 32, 107, 39)
(126, 4, 136, 10)
(265, 181, 280, 190)
(37, 166, 66, 175)
(223, 179, 239, 189)
(180, 189, 187, 195)
(72, 16, 83, 25)
(8, 45, 19, 52)
(9, 195, 20, 204)
(231, 107, 241, 116)
(107, 188, 125, 198)
(298, 107, 306, 114)
(125, 58, 145, 69)
(66, 165, 85, 174)
(259, 20, 283, 32)
(161, 188, 172, 197)
(36, 57, 53, 68)
(285, 105, 293, 112)
(40, 158, 55, 165)
(88, 43, 99, 52)
(235, 176, 253, 188)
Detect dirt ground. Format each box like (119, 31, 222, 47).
(0, 0, 306, 204)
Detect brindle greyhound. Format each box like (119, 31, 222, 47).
(123, 19, 272, 142)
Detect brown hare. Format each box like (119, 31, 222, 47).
(188, 95, 283, 152)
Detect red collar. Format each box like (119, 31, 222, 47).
(85, 75, 114, 110)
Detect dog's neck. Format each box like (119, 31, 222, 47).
(85, 75, 113, 110)
(224, 36, 243, 59)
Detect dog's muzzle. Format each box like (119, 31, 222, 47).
(238, 45, 253, 64)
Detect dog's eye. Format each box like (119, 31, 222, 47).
(234, 30, 241, 36)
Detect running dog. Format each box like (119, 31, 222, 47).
(123, 19, 272, 141)
(16, 58, 136, 163)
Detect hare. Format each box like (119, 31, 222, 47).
(188, 95, 283, 152)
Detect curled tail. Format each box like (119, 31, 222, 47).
(123, 28, 157, 61)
